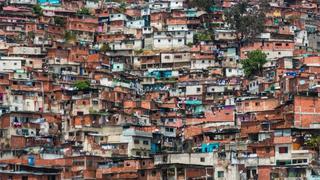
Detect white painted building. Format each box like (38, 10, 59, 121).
(126, 19, 145, 29)
(167, 24, 188, 31)
(248, 79, 261, 95)
(121, 128, 152, 157)
(11, 47, 42, 55)
(264, 50, 293, 60)
(153, 31, 193, 50)
(186, 85, 203, 96)
(109, 13, 127, 21)
(295, 30, 309, 47)
(110, 39, 143, 50)
(142, 27, 153, 34)
(225, 68, 244, 77)
(191, 59, 216, 69)
(149, 2, 169, 10)
(0, 57, 25, 72)
(85, 0, 100, 9)
(161, 52, 191, 64)
(10, 0, 36, 5)
(169, 0, 184, 9)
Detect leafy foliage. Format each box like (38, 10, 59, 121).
(74, 80, 91, 90)
(188, 0, 216, 12)
(76, 7, 91, 16)
(305, 135, 320, 151)
(100, 43, 111, 53)
(225, 2, 265, 43)
(28, 31, 35, 39)
(241, 50, 267, 78)
(195, 33, 212, 43)
(33, 4, 43, 16)
(64, 31, 76, 43)
(54, 17, 66, 27)
(119, 3, 126, 13)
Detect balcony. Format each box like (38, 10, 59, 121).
(291, 150, 315, 160)
(237, 154, 275, 166)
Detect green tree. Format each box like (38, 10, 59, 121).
(74, 80, 90, 90)
(32, 4, 43, 16)
(305, 135, 320, 155)
(100, 43, 111, 53)
(225, 2, 265, 50)
(76, 7, 91, 16)
(64, 31, 76, 43)
(188, 0, 215, 12)
(119, 3, 126, 13)
(54, 16, 65, 27)
(28, 31, 35, 39)
(241, 50, 267, 77)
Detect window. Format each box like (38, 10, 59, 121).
(218, 171, 224, 178)
(143, 140, 149, 145)
(245, 102, 249, 106)
(278, 52, 281, 55)
(174, 55, 182, 59)
(152, 170, 156, 176)
(136, 151, 141, 156)
(178, 39, 182, 42)
(22, 176, 28, 180)
(200, 157, 205, 162)
(197, 87, 201, 92)
(163, 156, 168, 162)
(278, 147, 288, 154)
(134, 139, 140, 144)
(255, 102, 260, 106)
(252, 148, 256, 153)
(158, 39, 161, 42)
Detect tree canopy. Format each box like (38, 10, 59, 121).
(241, 50, 267, 78)
(76, 7, 91, 16)
(305, 135, 320, 153)
(54, 17, 66, 27)
(74, 80, 91, 90)
(187, 0, 216, 12)
(32, 4, 43, 16)
(64, 31, 77, 45)
(225, 1, 265, 43)
(100, 43, 111, 53)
